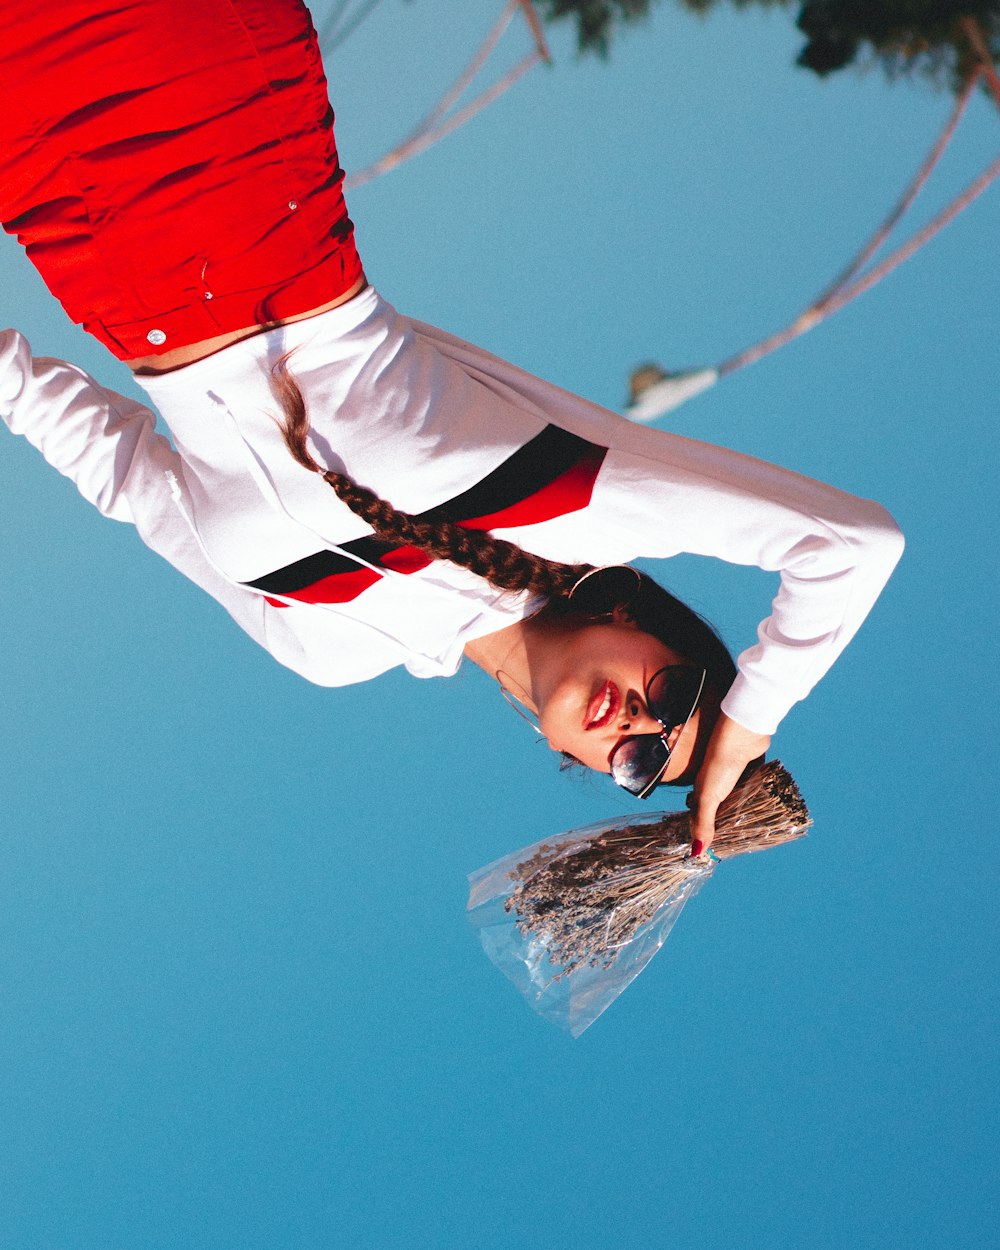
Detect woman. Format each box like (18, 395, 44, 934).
(0, 0, 903, 853)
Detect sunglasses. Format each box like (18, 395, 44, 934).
(609, 664, 707, 799)
(499, 663, 707, 799)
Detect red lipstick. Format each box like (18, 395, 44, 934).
(584, 680, 620, 730)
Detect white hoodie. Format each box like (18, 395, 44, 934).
(0, 287, 903, 735)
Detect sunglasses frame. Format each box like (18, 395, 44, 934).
(608, 664, 707, 799)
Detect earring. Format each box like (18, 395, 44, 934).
(566, 565, 642, 615)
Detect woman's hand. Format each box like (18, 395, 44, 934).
(689, 713, 771, 855)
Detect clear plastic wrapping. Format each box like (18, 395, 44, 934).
(467, 761, 811, 1036)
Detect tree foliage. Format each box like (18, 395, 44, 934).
(534, 1, 657, 57)
(536, 1, 1000, 90)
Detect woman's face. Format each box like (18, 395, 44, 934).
(529, 616, 706, 784)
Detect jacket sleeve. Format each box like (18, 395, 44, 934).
(0, 327, 271, 652)
(494, 415, 905, 738)
(570, 435, 905, 737)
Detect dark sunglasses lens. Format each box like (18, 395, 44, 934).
(610, 735, 669, 796)
(647, 665, 705, 728)
(609, 666, 706, 796)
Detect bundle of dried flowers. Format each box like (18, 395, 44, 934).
(468, 761, 811, 1035)
(507, 760, 810, 977)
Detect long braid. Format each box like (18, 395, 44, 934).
(272, 357, 590, 599)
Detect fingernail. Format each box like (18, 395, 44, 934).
(691, 839, 704, 858)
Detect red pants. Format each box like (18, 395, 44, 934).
(0, 0, 363, 359)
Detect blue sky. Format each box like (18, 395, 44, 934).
(0, 3, 997, 1247)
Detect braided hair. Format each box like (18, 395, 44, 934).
(272, 357, 591, 600)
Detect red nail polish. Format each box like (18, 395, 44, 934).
(691, 839, 704, 858)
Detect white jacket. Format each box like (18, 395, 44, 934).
(0, 287, 903, 736)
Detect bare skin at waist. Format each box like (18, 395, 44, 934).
(127, 274, 369, 375)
